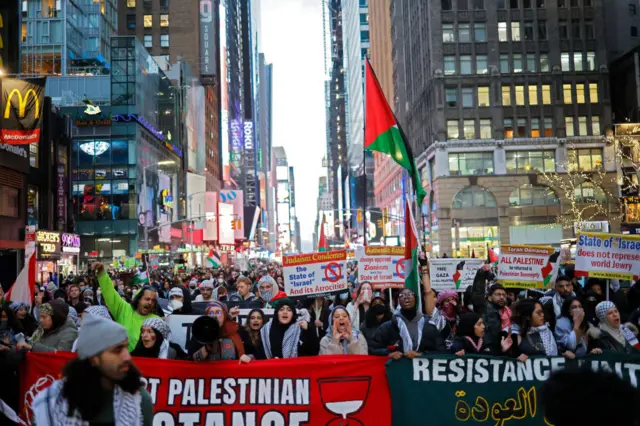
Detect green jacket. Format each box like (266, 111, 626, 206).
(97, 272, 159, 351)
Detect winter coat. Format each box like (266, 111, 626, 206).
(31, 317, 78, 353)
(470, 269, 494, 314)
(482, 303, 504, 355)
(590, 328, 639, 355)
(319, 334, 368, 355)
(449, 336, 492, 355)
(370, 315, 445, 355)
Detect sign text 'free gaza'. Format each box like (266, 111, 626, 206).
(283, 250, 348, 297)
(576, 232, 640, 280)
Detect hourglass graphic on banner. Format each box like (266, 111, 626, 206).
(318, 376, 372, 425)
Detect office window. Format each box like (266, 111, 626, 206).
(500, 55, 510, 73)
(504, 119, 514, 138)
(587, 52, 596, 71)
(499, 22, 508, 41)
(473, 0, 484, 8)
(498, 0, 506, 7)
(511, 22, 521, 41)
(559, 21, 568, 39)
(517, 119, 527, 137)
(126, 14, 136, 30)
(569, 148, 603, 171)
(462, 88, 474, 107)
(463, 120, 476, 139)
(578, 116, 588, 135)
(475, 23, 487, 41)
(144, 14, 152, 27)
(445, 87, 458, 107)
(524, 21, 534, 40)
(458, 0, 469, 10)
(144, 34, 152, 47)
(592, 116, 601, 135)
(443, 24, 456, 42)
(506, 151, 556, 173)
(442, 0, 453, 10)
(558, 0, 566, 6)
(444, 56, 457, 75)
(571, 19, 581, 38)
(449, 152, 494, 176)
(160, 0, 169, 7)
(513, 54, 523, 73)
(510, 185, 560, 206)
(538, 21, 547, 40)
(570, 0, 578, 6)
(476, 55, 488, 74)
(576, 84, 586, 104)
(529, 85, 538, 105)
(563, 84, 572, 104)
(589, 83, 599, 103)
(515, 86, 525, 105)
(510, 0, 519, 8)
(160, 14, 169, 27)
(480, 120, 492, 138)
(574, 183, 607, 204)
(565, 117, 575, 136)
(523, 0, 532, 7)
(502, 86, 512, 106)
(160, 34, 169, 47)
(0, 186, 19, 217)
(633, 26, 638, 37)
(544, 118, 553, 136)
(460, 55, 472, 74)
(585, 21, 595, 39)
(542, 85, 551, 104)
(127, 0, 135, 7)
(574, 52, 584, 71)
(459, 24, 471, 42)
(537, 0, 545, 6)
(631, 3, 637, 14)
(561, 53, 571, 71)
(478, 87, 490, 106)
(447, 120, 460, 139)
(527, 55, 537, 72)
(531, 118, 541, 137)
(540, 54, 549, 72)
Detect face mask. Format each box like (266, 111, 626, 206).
(371, 304, 387, 316)
(170, 300, 183, 311)
(339, 293, 349, 301)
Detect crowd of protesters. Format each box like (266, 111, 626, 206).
(1, 252, 640, 424)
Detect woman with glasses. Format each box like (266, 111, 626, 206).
(188, 301, 245, 362)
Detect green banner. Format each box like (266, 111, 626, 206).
(386, 354, 640, 426)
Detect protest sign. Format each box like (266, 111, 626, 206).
(386, 354, 640, 426)
(429, 258, 485, 291)
(283, 250, 348, 297)
(575, 232, 640, 280)
(356, 246, 405, 289)
(21, 352, 391, 426)
(497, 245, 558, 289)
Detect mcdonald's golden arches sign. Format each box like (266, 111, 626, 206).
(1, 78, 45, 145)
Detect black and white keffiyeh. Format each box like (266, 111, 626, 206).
(528, 324, 558, 356)
(260, 319, 301, 359)
(142, 317, 171, 359)
(396, 316, 425, 353)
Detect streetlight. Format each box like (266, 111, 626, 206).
(142, 160, 177, 250)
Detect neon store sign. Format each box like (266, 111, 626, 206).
(112, 114, 183, 157)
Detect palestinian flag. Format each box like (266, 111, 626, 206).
(487, 246, 499, 267)
(5, 251, 36, 306)
(365, 58, 426, 206)
(318, 213, 329, 252)
(403, 199, 421, 309)
(207, 249, 222, 268)
(542, 251, 561, 288)
(132, 270, 149, 285)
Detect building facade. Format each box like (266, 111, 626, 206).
(391, 0, 614, 257)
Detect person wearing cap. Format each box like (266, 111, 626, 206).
(482, 283, 512, 355)
(168, 287, 189, 314)
(32, 314, 153, 426)
(319, 305, 368, 355)
(131, 317, 176, 359)
(93, 262, 159, 352)
(256, 275, 287, 309)
(195, 279, 215, 302)
(589, 301, 640, 354)
(254, 298, 319, 361)
(16, 299, 78, 353)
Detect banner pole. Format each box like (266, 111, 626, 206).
(606, 279, 610, 301)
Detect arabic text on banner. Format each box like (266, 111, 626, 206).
(429, 258, 485, 291)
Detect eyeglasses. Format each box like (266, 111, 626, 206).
(398, 293, 415, 299)
(207, 311, 224, 317)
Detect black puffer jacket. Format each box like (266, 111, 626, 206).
(370, 314, 445, 356)
(470, 269, 494, 314)
(482, 303, 503, 355)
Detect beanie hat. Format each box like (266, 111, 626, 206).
(596, 301, 616, 323)
(76, 314, 128, 359)
(199, 279, 215, 289)
(436, 290, 458, 306)
(85, 305, 111, 320)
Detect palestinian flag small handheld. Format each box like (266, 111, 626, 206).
(207, 249, 222, 268)
(487, 247, 499, 268)
(453, 261, 466, 290)
(542, 251, 561, 288)
(132, 270, 149, 285)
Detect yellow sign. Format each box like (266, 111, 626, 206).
(35, 231, 60, 243)
(4, 88, 40, 119)
(589, 270, 633, 281)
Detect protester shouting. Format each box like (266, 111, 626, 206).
(255, 298, 319, 360)
(94, 262, 159, 352)
(482, 283, 512, 355)
(360, 296, 392, 353)
(590, 301, 640, 354)
(17, 299, 78, 353)
(320, 305, 368, 355)
(8, 301, 37, 337)
(191, 301, 245, 362)
(238, 308, 265, 356)
(372, 287, 445, 359)
(511, 299, 559, 361)
(32, 314, 153, 426)
(554, 297, 601, 357)
(346, 281, 374, 332)
(131, 318, 176, 359)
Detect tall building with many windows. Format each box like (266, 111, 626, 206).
(391, 0, 616, 256)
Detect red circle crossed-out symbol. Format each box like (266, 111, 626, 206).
(396, 261, 405, 279)
(325, 262, 342, 282)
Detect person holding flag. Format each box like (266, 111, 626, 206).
(318, 213, 329, 252)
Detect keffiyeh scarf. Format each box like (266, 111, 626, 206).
(32, 380, 142, 426)
(396, 316, 425, 353)
(142, 317, 171, 359)
(260, 319, 301, 359)
(528, 324, 558, 356)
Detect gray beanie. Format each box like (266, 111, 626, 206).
(76, 313, 128, 359)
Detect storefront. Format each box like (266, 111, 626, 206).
(35, 230, 61, 283)
(451, 225, 499, 259)
(60, 233, 81, 276)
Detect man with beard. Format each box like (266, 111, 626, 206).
(482, 284, 512, 355)
(229, 276, 261, 307)
(32, 314, 153, 425)
(95, 262, 160, 351)
(540, 275, 575, 329)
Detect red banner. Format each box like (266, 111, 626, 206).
(20, 352, 391, 426)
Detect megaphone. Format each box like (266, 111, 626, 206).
(191, 316, 220, 345)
